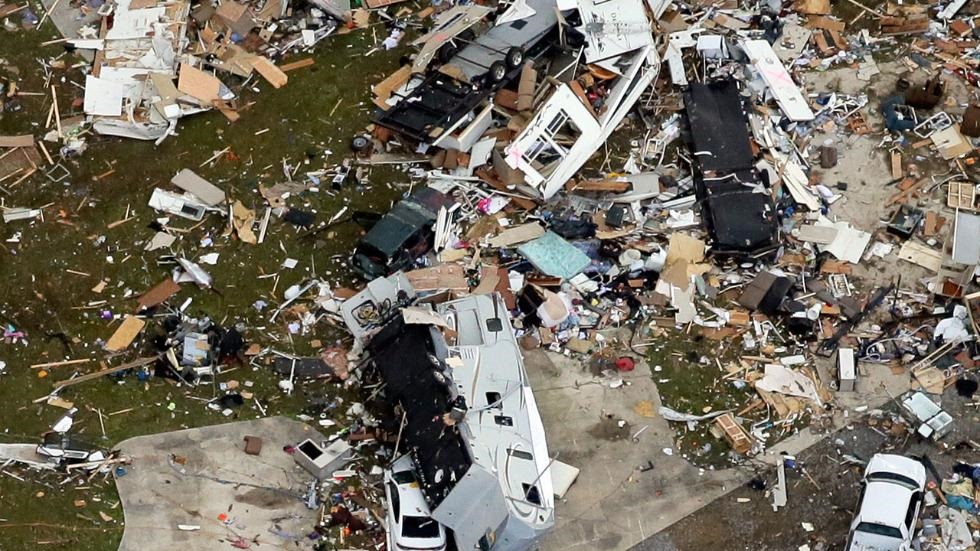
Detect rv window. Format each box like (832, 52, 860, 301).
(522, 483, 542, 505)
(486, 391, 502, 408)
(521, 109, 582, 174)
(181, 204, 203, 217)
(546, 111, 570, 134)
(508, 19, 528, 30)
(508, 448, 533, 461)
(494, 415, 514, 427)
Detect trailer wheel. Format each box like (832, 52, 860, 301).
(351, 136, 371, 153)
(438, 42, 458, 64)
(506, 47, 524, 69)
(488, 61, 508, 83)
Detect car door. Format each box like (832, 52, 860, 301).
(902, 490, 923, 548)
(385, 480, 401, 548)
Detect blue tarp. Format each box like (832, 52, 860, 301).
(517, 231, 591, 280)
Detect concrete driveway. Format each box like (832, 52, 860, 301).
(115, 416, 325, 551)
(529, 338, 911, 551)
(527, 349, 748, 551)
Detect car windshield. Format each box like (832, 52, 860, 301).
(866, 471, 919, 490)
(402, 515, 441, 539)
(855, 522, 903, 540)
(392, 470, 418, 485)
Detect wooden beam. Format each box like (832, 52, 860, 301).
(31, 358, 92, 369)
(279, 58, 315, 72)
(52, 357, 157, 389)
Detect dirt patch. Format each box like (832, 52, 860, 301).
(234, 487, 296, 509)
(588, 416, 632, 441)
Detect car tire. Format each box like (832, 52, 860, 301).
(351, 136, 371, 152)
(488, 61, 508, 83)
(438, 42, 458, 64)
(506, 47, 524, 69)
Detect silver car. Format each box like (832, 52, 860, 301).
(846, 454, 927, 551)
(384, 454, 447, 551)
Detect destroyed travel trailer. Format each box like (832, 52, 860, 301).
(683, 79, 778, 256)
(79, 0, 208, 141)
(372, 0, 661, 200)
(343, 278, 554, 551)
(9, 0, 980, 547)
(75, 0, 327, 143)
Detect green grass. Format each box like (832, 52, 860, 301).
(647, 327, 812, 468)
(0, 16, 409, 551)
(647, 333, 757, 467)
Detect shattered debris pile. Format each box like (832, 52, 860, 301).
(4, 0, 980, 548)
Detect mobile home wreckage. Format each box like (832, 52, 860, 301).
(74, 0, 329, 142)
(342, 277, 554, 551)
(372, 0, 661, 201)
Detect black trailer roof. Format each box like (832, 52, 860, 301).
(685, 80, 755, 174)
(685, 79, 779, 256)
(373, 73, 482, 143)
(369, 317, 472, 509)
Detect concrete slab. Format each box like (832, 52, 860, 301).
(527, 349, 747, 551)
(530, 338, 913, 551)
(0, 443, 57, 469)
(114, 416, 326, 551)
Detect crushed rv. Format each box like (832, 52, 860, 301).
(346, 278, 554, 551)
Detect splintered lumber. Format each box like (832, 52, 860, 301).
(890, 151, 903, 179)
(53, 357, 157, 389)
(570, 179, 631, 192)
(880, 14, 929, 35)
(250, 57, 287, 88)
(714, 413, 753, 454)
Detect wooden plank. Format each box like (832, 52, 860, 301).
(897, 240, 944, 272)
(279, 58, 315, 72)
(178, 64, 222, 103)
(137, 278, 181, 310)
(372, 65, 412, 105)
(214, 101, 241, 123)
(714, 413, 752, 454)
(570, 179, 631, 192)
(53, 357, 158, 389)
(805, 15, 845, 32)
(31, 358, 92, 369)
(890, 151, 903, 179)
(923, 211, 944, 236)
(364, 0, 406, 7)
(0, 135, 34, 148)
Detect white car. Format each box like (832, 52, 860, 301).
(384, 455, 447, 551)
(846, 454, 927, 551)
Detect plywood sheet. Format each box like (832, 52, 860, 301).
(106, 315, 146, 352)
